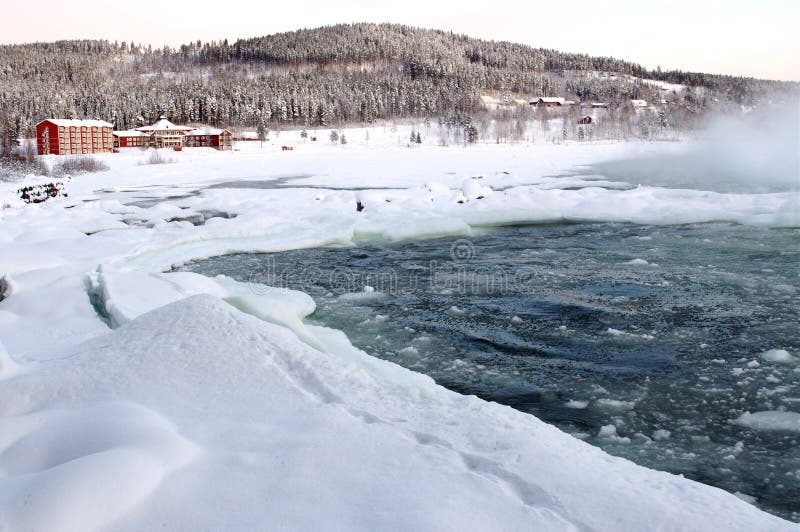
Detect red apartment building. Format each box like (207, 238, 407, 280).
(36, 119, 114, 155)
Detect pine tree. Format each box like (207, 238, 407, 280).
(256, 117, 267, 143)
(329, 130, 339, 143)
(340, 134, 347, 145)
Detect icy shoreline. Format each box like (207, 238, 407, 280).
(1, 133, 798, 530)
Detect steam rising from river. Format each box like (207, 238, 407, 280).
(592, 103, 800, 193)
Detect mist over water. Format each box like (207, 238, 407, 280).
(589, 104, 800, 194)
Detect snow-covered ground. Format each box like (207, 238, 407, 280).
(0, 126, 797, 531)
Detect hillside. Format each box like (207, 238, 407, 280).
(0, 23, 796, 139)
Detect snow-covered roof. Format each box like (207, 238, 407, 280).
(113, 130, 150, 137)
(136, 117, 195, 133)
(530, 97, 567, 105)
(39, 119, 113, 128)
(185, 128, 231, 136)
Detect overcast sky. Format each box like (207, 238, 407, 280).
(3, 0, 798, 81)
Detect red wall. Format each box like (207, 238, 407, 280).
(36, 121, 114, 155)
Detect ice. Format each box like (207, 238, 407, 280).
(565, 400, 589, 409)
(735, 492, 758, 505)
(595, 399, 636, 412)
(597, 425, 632, 444)
(760, 349, 797, 364)
(652, 429, 672, 441)
(734, 411, 800, 433)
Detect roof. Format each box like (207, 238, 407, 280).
(185, 128, 231, 136)
(530, 97, 566, 104)
(136, 116, 196, 133)
(113, 130, 150, 137)
(38, 119, 113, 128)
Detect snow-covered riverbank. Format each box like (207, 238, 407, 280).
(1, 130, 797, 530)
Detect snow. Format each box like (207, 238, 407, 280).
(734, 411, 800, 433)
(40, 118, 114, 128)
(135, 117, 195, 132)
(113, 130, 150, 137)
(186, 127, 229, 136)
(0, 126, 797, 530)
(1, 295, 791, 531)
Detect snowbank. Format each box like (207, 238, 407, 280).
(0, 295, 792, 531)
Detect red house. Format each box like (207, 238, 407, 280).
(184, 128, 233, 150)
(578, 116, 593, 125)
(36, 119, 114, 155)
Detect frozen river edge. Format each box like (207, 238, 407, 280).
(1, 135, 798, 531)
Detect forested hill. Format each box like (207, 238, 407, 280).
(0, 23, 795, 137)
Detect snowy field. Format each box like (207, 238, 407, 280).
(0, 125, 798, 531)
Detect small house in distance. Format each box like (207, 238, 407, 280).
(184, 128, 233, 150)
(530, 97, 566, 107)
(631, 99, 649, 110)
(578, 116, 593, 125)
(36, 119, 114, 155)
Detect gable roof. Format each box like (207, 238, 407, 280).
(135, 116, 196, 133)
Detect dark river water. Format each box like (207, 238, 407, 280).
(180, 222, 800, 522)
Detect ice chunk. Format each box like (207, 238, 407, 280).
(565, 400, 589, 409)
(759, 349, 796, 364)
(734, 411, 800, 432)
(653, 429, 671, 441)
(596, 398, 636, 412)
(598, 424, 631, 444)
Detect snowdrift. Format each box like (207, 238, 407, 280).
(0, 295, 794, 531)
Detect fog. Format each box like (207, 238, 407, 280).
(590, 103, 800, 194)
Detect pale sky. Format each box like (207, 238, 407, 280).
(3, 0, 799, 81)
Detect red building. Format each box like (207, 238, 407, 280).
(184, 128, 233, 150)
(134, 116, 195, 148)
(578, 116, 593, 125)
(529, 97, 565, 107)
(36, 119, 114, 155)
(113, 130, 150, 148)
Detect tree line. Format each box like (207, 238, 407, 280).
(0, 23, 796, 145)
